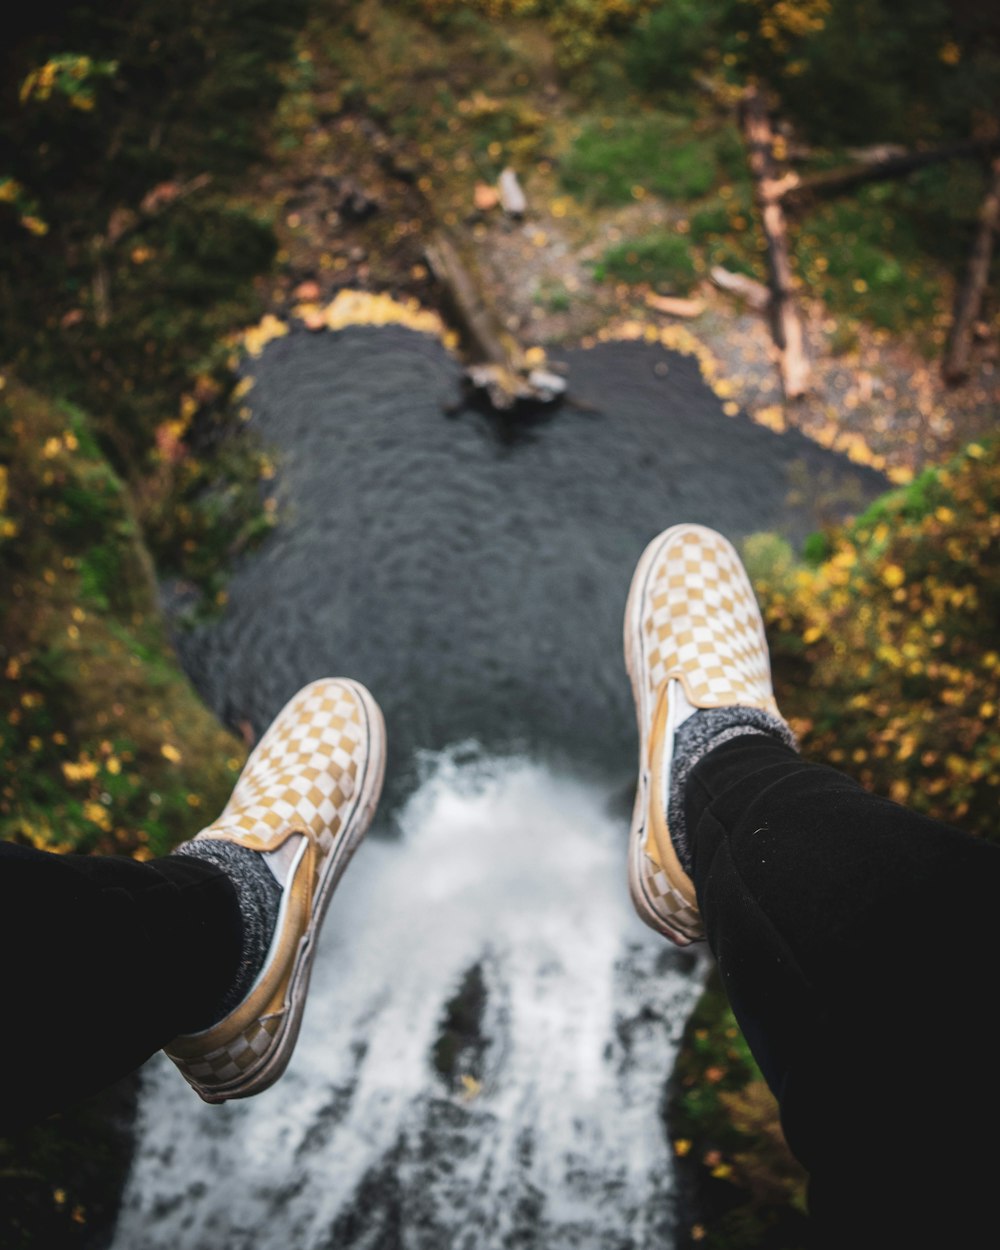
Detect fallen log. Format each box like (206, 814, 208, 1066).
(942, 156, 1000, 385)
(424, 228, 525, 373)
(780, 137, 1000, 213)
(709, 265, 771, 312)
(424, 228, 564, 408)
(741, 87, 810, 399)
(645, 291, 705, 318)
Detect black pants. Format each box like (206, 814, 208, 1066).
(3, 740, 999, 1242)
(0, 842, 241, 1129)
(688, 735, 1000, 1247)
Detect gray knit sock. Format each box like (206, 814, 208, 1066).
(173, 838, 282, 1030)
(668, 706, 798, 875)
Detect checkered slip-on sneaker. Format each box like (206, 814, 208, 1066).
(164, 678, 386, 1103)
(624, 525, 778, 946)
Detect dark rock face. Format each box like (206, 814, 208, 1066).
(175, 325, 883, 803)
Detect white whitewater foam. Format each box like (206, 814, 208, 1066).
(110, 749, 707, 1250)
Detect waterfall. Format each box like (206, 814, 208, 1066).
(111, 748, 707, 1249)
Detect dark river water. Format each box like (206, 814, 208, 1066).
(113, 326, 883, 1250)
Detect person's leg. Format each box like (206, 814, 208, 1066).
(0, 842, 241, 1129)
(687, 734, 1000, 1245)
(1, 676, 386, 1129)
(624, 524, 1000, 1245)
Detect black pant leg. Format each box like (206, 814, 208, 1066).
(685, 736, 1000, 1246)
(0, 841, 242, 1129)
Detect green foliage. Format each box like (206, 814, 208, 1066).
(0, 176, 49, 237)
(749, 0, 998, 147)
(0, 0, 304, 589)
(757, 438, 1000, 841)
(622, 0, 1000, 149)
(687, 183, 767, 283)
(795, 184, 947, 334)
(626, 0, 735, 91)
(689, 200, 732, 239)
(18, 53, 117, 111)
(594, 232, 698, 292)
(0, 382, 244, 861)
(561, 114, 728, 205)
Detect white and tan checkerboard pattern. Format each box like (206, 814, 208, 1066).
(642, 855, 699, 928)
(639, 526, 776, 713)
(165, 678, 385, 1102)
(183, 1017, 281, 1085)
(194, 680, 367, 897)
(626, 525, 776, 946)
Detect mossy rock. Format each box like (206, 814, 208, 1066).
(0, 379, 245, 861)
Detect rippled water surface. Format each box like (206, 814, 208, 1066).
(123, 327, 883, 1247)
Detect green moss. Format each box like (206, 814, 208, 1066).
(0, 1, 296, 596)
(689, 200, 732, 239)
(0, 381, 245, 861)
(560, 114, 722, 206)
(594, 232, 698, 293)
(625, 0, 730, 92)
(0, 381, 249, 1250)
(795, 183, 950, 337)
(534, 279, 572, 312)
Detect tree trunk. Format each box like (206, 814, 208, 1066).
(942, 156, 1000, 385)
(741, 87, 810, 400)
(780, 138, 1000, 213)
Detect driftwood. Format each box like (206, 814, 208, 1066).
(780, 137, 1000, 213)
(942, 156, 1000, 385)
(845, 143, 908, 165)
(709, 265, 771, 312)
(424, 228, 524, 372)
(424, 228, 564, 408)
(645, 291, 705, 318)
(741, 87, 810, 399)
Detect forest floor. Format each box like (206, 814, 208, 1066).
(246, 3, 997, 488)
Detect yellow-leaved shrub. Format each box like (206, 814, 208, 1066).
(750, 438, 1000, 841)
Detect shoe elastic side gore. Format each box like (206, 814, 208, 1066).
(164, 678, 386, 1102)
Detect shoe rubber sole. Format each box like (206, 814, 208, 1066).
(200, 679, 387, 1102)
(624, 527, 702, 945)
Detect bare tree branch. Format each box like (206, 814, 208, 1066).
(942, 156, 1000, 385)
(741, 86, 810, 400)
